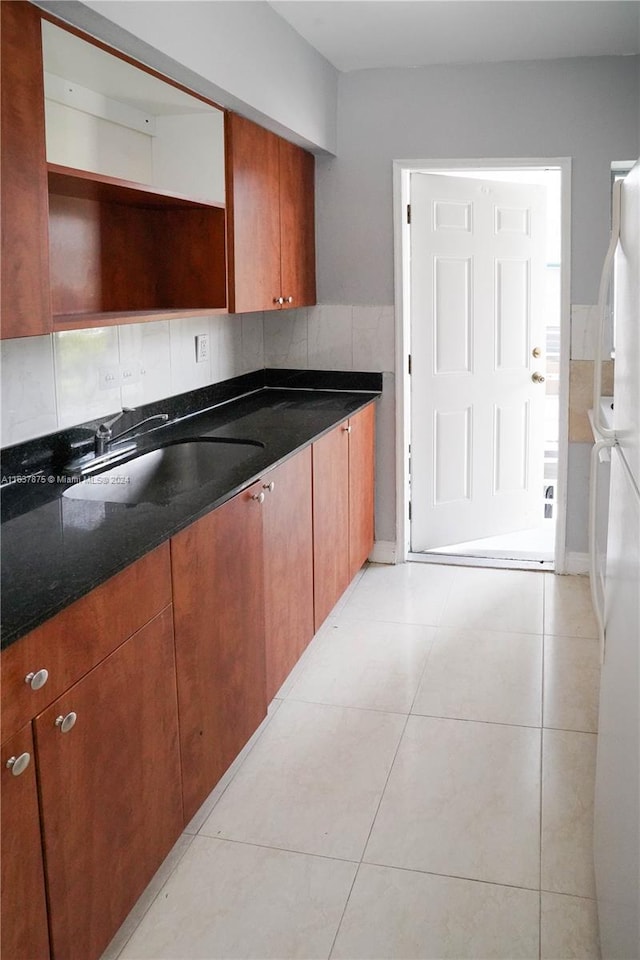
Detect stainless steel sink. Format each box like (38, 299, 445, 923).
(62, 439, 263, 505)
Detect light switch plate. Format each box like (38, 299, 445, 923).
(195, 334, 209, 363)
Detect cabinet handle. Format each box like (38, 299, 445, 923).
(263, 481, 275, 493)
(285, 296, 294, 304)
(6, 753, 31, 777)
(342, 425, 352, 434)
(251, 491, 265, 504)
(55, 712, 77, 734)
(25, 668, 49, 690)
(273, 297, 284, 305)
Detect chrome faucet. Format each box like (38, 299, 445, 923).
(94, 408, 169, 456)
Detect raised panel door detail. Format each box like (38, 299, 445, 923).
(495, 205, 531, 236)
(433, 200, 472, 232)
(35, 606, 183, 960)
(1, 724, 50, 960)
(493, 401, 530, 493)
(433, 408, 472, 505)
(495, 258, 530, 370)
(433, 257, 472, 375)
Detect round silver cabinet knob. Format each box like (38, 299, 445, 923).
(263, 481, 275, 493)
(25, 669, 49, 691)
(342, 425, 352, 434)
(531, 371, 545, 384)
(55, 712, 77, 734)
(273, 297, 284, 305)
(6, 753, 31, 777)
(285, 296, 294, 304)
(251, 491, 265, 504)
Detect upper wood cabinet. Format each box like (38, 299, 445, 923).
(226, 112, 316, 313)
(1, 1, 52, 340)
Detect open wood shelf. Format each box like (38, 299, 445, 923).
(48, 165, 228, 321)
(48, 163, 225, 211)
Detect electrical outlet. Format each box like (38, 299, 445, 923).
(195, 334, 209, 363)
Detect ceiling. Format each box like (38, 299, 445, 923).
(268, 1, 640, 73)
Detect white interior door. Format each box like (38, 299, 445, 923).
(410, 172, 547, 551)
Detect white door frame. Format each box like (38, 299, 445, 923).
(392, 157, 572, 571)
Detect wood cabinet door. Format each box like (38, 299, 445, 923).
(1, 1, 51, 339)
(34, 607, 182, 960)
(1, 724, 50, 960)
(348, 404, 376, 579)
(312, 424, 351, 632)
(226, 112, 281, 313)
(279, 138, 316, 309)
(263, 448, 314, 702)
(172, 483, 267, 823)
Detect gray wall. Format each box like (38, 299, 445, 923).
(34, 0, 339, 153)
(317, 55, 639, 304)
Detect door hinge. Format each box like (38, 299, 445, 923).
(408, 354, 412, 375)
(407, 204, 411, 225)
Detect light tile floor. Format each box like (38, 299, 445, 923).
(104, 563, 602, 960)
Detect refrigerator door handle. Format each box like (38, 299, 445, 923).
(589, 437, 616, 661)
(592, 180, 622, 439)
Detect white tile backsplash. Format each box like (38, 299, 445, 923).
(53, 327, 121, 428)
(1, 312, 265, 445)
(119, 321, 172, 408)
(307, 304, 353, 370)
(264, 308, 309, 368)
(0, 334, 58, 446)
(352, 304, 395, 372)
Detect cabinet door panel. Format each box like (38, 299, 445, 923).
(35, 606, 182, 960)
(312, 425, 350, 631)
(172, 484, 267, 822)
(349, 404, 376, 579)
(263, 448, 314, 701)
(1, 1, 51, 339)
(279, 139, 316, 309)
(1, 724, 50, 960)
(226, 113, 281, 313)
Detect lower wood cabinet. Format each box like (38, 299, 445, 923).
(1, 724, 50, 960)
(262, 447, 314, 702)
(313, 404, 376, 631)
(34, 606, 182, 960)
(172, 481, 267, 823)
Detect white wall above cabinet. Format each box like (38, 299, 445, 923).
(41, 20, 225, 205)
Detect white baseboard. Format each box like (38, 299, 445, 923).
(368, 540, 397, 564)
(563, 552, 590, 575)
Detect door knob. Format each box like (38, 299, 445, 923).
(531, 372, 545, 384)
(532, 347, 542, 358)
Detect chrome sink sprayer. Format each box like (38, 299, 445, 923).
(94, 408, 169, 456)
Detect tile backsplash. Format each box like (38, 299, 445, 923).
(1, 305, 394, 447)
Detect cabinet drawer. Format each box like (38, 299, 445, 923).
(1, 543, 171, 739)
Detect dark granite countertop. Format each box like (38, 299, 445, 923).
(1, 369, 382, 650)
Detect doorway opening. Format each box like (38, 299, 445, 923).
(394, 160, 570, 571)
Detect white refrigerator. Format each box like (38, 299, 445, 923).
(592, 160, 640, 959)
